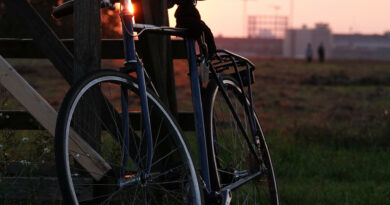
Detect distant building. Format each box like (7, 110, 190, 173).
(258, 29, 275, 39)
(248, 15, 288, 39)
(284, 24, 390, 60)
(215, 18, 390, 60)
(284, 23, 333, 59)
(332, 34, 390, 60)
(214, 37, 283, 57)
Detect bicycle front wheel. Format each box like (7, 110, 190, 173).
(55, 70, 201, 204)
(204, 75, 278, 205)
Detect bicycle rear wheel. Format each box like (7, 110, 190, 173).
(55, 70, 201, 204)
(204, 75, 278, 205)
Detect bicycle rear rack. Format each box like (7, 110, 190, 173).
(210, 49, 255, 86)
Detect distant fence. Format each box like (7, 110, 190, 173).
(0, 0, 194, 201)
(0, 38, 195, 131)
(0, 38, 187, 59)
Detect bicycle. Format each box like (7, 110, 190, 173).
(53, 0, 278, 204)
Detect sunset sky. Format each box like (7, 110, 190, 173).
(168, 0, 390, 37)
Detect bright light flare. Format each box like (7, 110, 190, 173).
(126, 0, 135, 15)
(121, 0, 135, 24)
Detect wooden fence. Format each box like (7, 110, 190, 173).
(0, 0, 195, 201)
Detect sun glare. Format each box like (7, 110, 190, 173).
(127, 1, 135, 15)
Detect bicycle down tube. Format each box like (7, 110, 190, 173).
(122, 0, 266, 200)
(51, 0, 279, 204)
(122, 1, 153, 175)
(186, 38, 212, 193)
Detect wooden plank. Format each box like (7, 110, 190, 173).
(135, 0, 178, 115)
(73, 0, 101, 81)
(0, 38, 187, 59)
(3, 162, 56, 176)
(0, 56, 110, 180)
(2, 0, 74, 83)
(0, 176, 95, 201)
(0, 110, 195, 131)
(0, 57, 57, 135)
(0, 177, 62, 200)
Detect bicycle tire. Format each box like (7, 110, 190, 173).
(204, 75, 279, 205)
(55, 70, 201, 204)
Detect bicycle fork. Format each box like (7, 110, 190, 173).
(120, 6, 153, 183)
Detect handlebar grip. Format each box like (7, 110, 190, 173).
(52, 0, 74, 19)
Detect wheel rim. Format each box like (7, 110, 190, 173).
(209, 78, 277, 205)
(57, 72, 200, 204)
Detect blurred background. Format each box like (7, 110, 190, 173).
(0, 0, 389, 204)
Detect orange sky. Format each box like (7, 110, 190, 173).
(168, 0, 390, 37)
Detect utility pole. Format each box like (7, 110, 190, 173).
(242, 0, 256, 38)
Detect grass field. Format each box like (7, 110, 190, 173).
(1, 58, 390, 204)
(251, 60, 390, 204)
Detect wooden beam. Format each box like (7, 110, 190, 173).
(0, 38, 187, 59)
(4, 162, 56, 176)
(0, 56, 110, 181)
(2, 0, 74, 83)
(0, 110, 195, 131)
(0, 57, 57, 137)
(135, 0, 178, 115)
(0, 177, 62, 200)
(73, 0, 101, 81)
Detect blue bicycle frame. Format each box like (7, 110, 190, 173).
(120, 0, 212, 192)
(121, 3, 154, 178)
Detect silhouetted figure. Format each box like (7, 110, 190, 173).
(318, 43, 325, 62)
(305, 43, 313, 63)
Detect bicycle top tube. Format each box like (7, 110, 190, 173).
(133, 24, 189, 38)
(52, 0, 189, 38)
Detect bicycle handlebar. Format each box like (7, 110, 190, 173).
(52, 0, 189, 37)
(52, 0, 74, 18)
(52, 0, 119, 19)
(133, 24, 188, 37)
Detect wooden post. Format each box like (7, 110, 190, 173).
(74, 0, 101, 81)
(2, 0, 113, 181)
(72, 0, 104, 184)
(134, 0, 178, 116)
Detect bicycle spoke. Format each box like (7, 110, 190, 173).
(205, 75, 278, 204)
(55, 71, 200, 204)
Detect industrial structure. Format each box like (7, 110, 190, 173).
(216, 18, 390, 60)
(332, 33, 390, 60)
(248, 15, 288, 39)
(283, 23, 332, 59)
(283, 23, 390, 60)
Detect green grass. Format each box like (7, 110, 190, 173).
(268, 131, 390, 204)
(252, 60, 390, 204)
